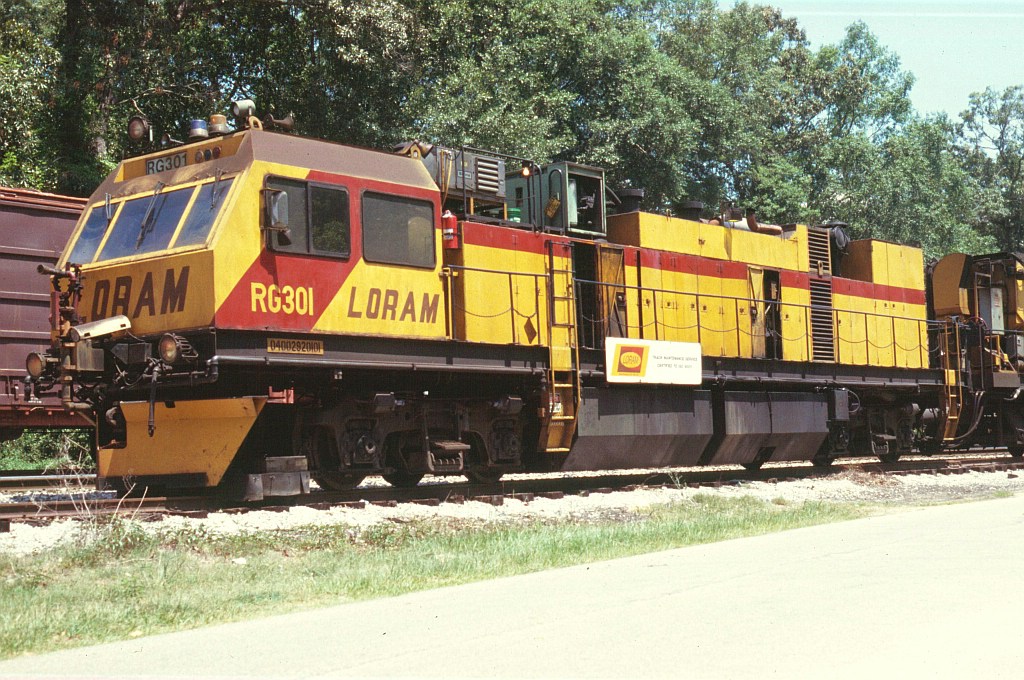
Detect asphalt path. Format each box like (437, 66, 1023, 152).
(3, 495, 1023, 679)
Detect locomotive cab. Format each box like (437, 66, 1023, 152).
(31, 114, 473, 498)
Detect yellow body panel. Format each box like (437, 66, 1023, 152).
(77, 250, 214, 335)
(447, 234, 552, 346)
(780, 284, 811, 362)
(727, 224, 807, 272)
(896, 307, 929, 369)
(871, 298, 896, 367)
(698, 221, 729, 261)
(98, 397, 265, 485)
(622, 250, 642, 338)
(607, 212, 700, 254)
(608, 212, 806, 271)
(833, 293, 870, 365)
(833, 293, 928, 368)
(211, 163, 265, 315)
(637, 257, 663, 341)
(844, 239, 925, 290)
(931, 253, 971, 319)
(316, 260, 447, 338)
(656, 258, 699, 345)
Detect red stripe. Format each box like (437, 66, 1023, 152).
(215, 250, 359, 331)
(781, 271, 809, 289)
(307, 170, 440, 204)
(833, 277, 926, 305)
(460, 222, 928, 305)
(460, 221, 567, 255)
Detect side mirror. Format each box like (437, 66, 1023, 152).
(265, 189, 292, 247)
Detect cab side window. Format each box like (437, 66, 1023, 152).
(265, 177, 349, 258)
(361, 192, 435, 268)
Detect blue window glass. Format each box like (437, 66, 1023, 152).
(174, 178, 234, 247)
(66, 206, 111, 265)
(98, 187, 193, 261)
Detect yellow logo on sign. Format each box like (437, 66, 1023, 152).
(619, 351, 643, 369)
(611, 344, 649, 377)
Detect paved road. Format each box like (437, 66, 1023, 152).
(3, 496, 1024, 679)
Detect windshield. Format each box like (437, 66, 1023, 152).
(67, 177, 235, 264)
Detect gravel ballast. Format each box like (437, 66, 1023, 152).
(2, 468, 1022, 557)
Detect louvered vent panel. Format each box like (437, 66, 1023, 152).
(810, 278, 836, 362)
(808, 227, 831, 276)
(475, 157, 501, 194)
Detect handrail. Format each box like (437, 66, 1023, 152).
(443, 264, 953, 369)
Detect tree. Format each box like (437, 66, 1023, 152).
(656, 5, 916, 226)
(405, 0, 698, 207)
(823, 118, 992, 259)
(0, 0, 61, 189)
(960, 85, 1024, 250)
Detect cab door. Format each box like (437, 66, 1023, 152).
(597, 244, 627, 342)
(748, 266, 766, 358)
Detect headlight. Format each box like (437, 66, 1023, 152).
(158, 334, 181, 364)
(26, 352, 45, 378)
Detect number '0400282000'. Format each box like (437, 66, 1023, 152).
(250, 282, 314, 316)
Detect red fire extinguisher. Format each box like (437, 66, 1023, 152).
(442, 211, 460, 249)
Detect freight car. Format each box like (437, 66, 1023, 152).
(0, 188, 89, 441)
(23, 107, 1024, 498)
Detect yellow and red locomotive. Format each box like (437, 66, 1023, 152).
(24, 106, 1024, 498)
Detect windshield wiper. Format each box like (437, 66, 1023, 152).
(136, 182, 166, 249)
(211, 169, 225, 208)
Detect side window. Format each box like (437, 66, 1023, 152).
(265, 177, 349, 258)
(362, 193, 435, 268)
(310, 185, 350, 257)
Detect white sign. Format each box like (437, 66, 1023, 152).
(605, 338, 702, 385)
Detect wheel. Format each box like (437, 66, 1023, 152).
(1009, 446, 1024, 459)
(465, 469, 504, 484)
(383, 471, 424, 488)
(741, 461, 764, 471)
(917, 439, 943, 455)
(312, 473, 366, 491)
(877, 452, 901, 464)
(812, 454, 834, 469)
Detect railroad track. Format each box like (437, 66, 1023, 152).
(3, 453, 1023, 531)
(0, 469, 97, 491)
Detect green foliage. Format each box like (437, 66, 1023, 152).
(0, 0, 1019, 254)
(960, 85, 1024, 250)
(0, 0, 61, 189)
(0, 429, 93, 471)
(822, 119, 995, 259)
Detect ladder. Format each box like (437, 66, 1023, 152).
(938, 319, 963, 441)
(541, 240, 581, 453)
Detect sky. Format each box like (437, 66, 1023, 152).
(745, 1, 1024, 118)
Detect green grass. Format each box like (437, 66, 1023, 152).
(0, 429, 94, 471)
(0, 495, 864, 659)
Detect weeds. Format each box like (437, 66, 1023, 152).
(0, 496, 865, 659)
